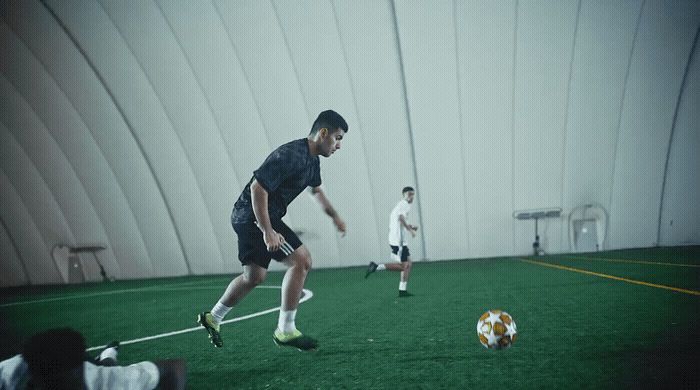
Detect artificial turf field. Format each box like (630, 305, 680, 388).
(1, 246, 698, 389)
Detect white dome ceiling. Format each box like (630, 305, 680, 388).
(1, 0, 699, 286)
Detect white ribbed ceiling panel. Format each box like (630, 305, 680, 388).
(455, 0, 517, 258)
(42, 0, 223, 275)
(560, 0, 642, 250)
(0, 0, 698, 286)
(0, 158, 60, 285)
(511, 0, 579, 253)
(395, 0, 470, 261)
(0, 15, 154, 279)
(0, 210, 27, 286)
(0, 117, 72, 285)
(0, 71, 114, 281)
(333, 0, 421, 260)
(96, 0, 237, 272)
(609, 0, 700, 249)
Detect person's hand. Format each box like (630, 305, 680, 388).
(263, 229, 285, 252)
(411, 225, 419, 232)
(334, 216, 347, 237)
(410, 229, 416, 238)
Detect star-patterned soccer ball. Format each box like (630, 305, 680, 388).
(477, 310, 517, 349)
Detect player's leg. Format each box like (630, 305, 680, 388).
(398, 247, 413, 297)
(218, 264, 268, 308)
(271, 253, 319, 352)
(200, 265, 267, 348)
(400, 258, 412, 282)
(281, 246, 311, 311)
(273, 246, 318, 351)
(199, 221, 271, 347)
(278, 245, 311, 331)
(265, 222, 317, 351)
(385, 262, 406, 271)
(365, 246, 404, 278)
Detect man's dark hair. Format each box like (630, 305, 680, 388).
(402, 186, 415, 194)
(310, 110, 348, 135)
(23, 328, 86, 389)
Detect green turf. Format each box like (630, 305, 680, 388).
(1, 246, 698, 388)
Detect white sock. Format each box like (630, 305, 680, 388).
(210, 302, 231, 325)
(277, 309, 298, 334)
(399, 281, 408, 291)
(99, 347, 118, 362)
(377, 264, 386, 271)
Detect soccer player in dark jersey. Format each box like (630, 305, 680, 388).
(198, 110, 348, 351)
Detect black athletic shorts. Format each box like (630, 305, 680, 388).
(390, 245, 411, 262)
(233, 219, 303, 269)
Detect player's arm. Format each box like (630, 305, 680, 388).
(251, 179, 284, 251)
(399, 215, 416, 237)
(311, 186, 346, 236)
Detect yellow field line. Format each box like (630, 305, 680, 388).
(563, 255, 700, 268)
(518, 258, 700, 296)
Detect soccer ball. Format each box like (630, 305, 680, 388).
(476, 310, 517, 349)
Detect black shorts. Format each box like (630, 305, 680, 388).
(390, 245, 411, 262)
(233, 219, 303, 269)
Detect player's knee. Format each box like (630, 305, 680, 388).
(244, 270, 266, 286)
(299, 252, 312, 272)
(292, 247, 312, 272)
(252, 273, 266, 286)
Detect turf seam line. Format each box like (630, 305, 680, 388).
(518, 258, 700, 296)
(85, 287, 313, 352)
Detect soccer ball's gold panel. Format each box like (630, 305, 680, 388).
(498, 336, 511, 347)
(493, 322, 506, 336)
(499, 313, 512, 325)
(479, 311, 490, 322)
(479, 334, 489, 346)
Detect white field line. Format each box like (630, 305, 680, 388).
(0, 279, 230, 307)
(85, 286, 312, 351)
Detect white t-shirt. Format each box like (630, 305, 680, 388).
(83, 361, 160, 390)
(0, 355, 28, 389)
(0, 355, 159, 390)
(388, 199, 411, 246)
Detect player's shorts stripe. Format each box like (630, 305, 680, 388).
(280, 242, 293, 256)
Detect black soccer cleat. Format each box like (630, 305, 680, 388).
(198, 312, 223, 348)
(365, 262, 378, 278)
(398, 290, 414, 297)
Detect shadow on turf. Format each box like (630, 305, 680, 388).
(0, 316, 23, 360)
(619, 325, 700, 389)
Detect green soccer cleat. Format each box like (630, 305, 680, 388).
(365, 261, 378, 278)
(198, 312, 223, 348)
(273, 329, 318, 351)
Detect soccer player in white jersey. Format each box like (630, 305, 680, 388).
(365, 186, 418, 297)
(0, 328, 185, 389)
